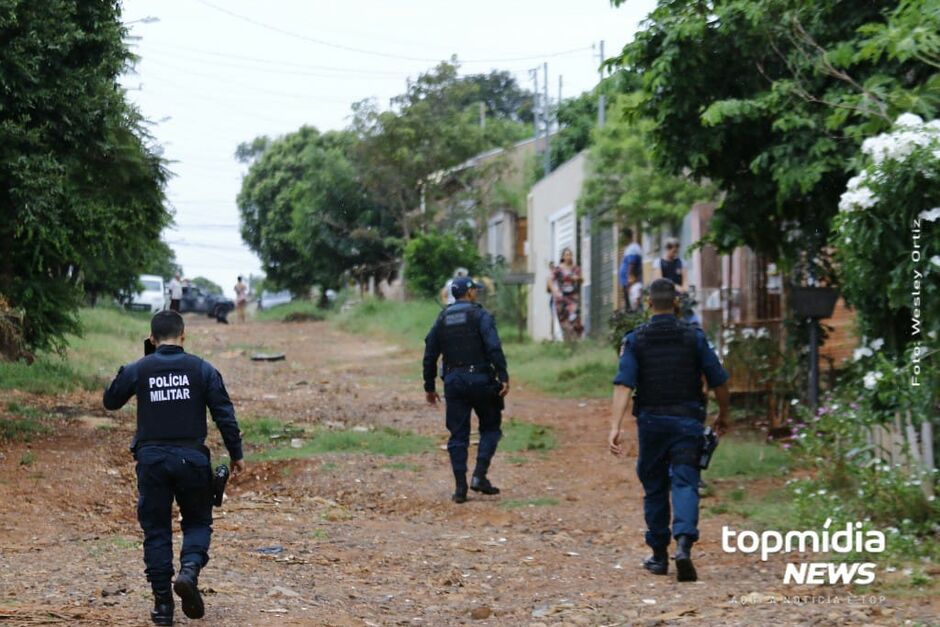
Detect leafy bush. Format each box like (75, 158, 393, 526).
(832, 113, 940, 355)
(403, 231, 482, 297)
(607, 307, 649, 352)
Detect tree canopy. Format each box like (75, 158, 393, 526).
(0, 1, 170, 351)
(611, 0, 939, 272)
(579, 96, 716, 227)
(237, 127, 400, 295)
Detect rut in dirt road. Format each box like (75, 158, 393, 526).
(0, 318, 934, 625)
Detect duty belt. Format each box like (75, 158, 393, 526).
(640, 404, 704, 420)
(445, 364, 491, 375)
(135, 438, 208, 455)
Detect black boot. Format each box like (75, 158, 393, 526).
(150, 588, 173, 626)
(452, 474, 468, 503)
(674, 535, 698, 582)
(470, 474, 500, 495)
(642, 547, 669, 575)
(173, 562, 205, 619)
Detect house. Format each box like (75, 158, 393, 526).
(425, 136, 544, 272)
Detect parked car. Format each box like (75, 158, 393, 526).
(258, 290, 292, 310)
(126, 274, 165, 313)
(178, 285, 235, 323)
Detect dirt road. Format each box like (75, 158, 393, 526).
(0, 317, 935, 625)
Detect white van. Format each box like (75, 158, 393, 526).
(128, 274, 166, 313)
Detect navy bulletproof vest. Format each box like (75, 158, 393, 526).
(437, 303, 488, 371)
(134, 352, 208, 445)
(633, 316, 703, 413)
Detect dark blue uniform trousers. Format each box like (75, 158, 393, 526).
(443, 372, 502, 477)
(135, 445, 213, 590)
(635, 414, 703, 549)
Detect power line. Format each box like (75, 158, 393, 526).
(147, 43, 413, 77)
(192, 0, 591, 64)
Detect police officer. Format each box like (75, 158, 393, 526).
(608, 279, 729, 582)
(103, 311, 245, 625)
(423, 276, 509, 503)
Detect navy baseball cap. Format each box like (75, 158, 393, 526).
(451, 277, 481, 298)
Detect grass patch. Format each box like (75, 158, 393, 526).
(500, 419, 556, 452)
(500, 497, 559, 509)
(505, 340, 616, 398)
(335, 298, 441, 346)
(0, 419, 50, 443)
(246, 423, 435, 461)
(334, 298, 618, 398)
(255, 300, 326, 322)
(240, 417, 305, 445)
(383, 462, 422, 472)
(0, 307, 149, 395)
(706, 434, 791, 480)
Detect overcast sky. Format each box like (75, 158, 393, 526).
(120, 0, 657, 297)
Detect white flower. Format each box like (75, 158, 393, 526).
(853, 346, 874, 362)
(919, 207, 940, 222)
(839, 185, 878, 212)
(895, 113, 924, 128)
(863, 370, 884, 390)
(757, 327, 770, 339)
(742, 327, 756, 339)
(869, 338, 884, 351)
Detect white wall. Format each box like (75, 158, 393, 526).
(526, 152, 589, 341)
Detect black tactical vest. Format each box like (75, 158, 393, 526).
(633, 316, 703, 415)
(659, 257, 682, 285)
(437, 303, 488, 371)
(134, 352, 208, 445)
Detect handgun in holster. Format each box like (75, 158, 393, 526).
(212, 464, 230, 507)
(700, 426, 719, 470)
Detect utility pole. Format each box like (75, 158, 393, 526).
(596, 40, 606, 128)
(479, 101, 486, 129)
(542, 62, 550, 176)
(529, 66, 545, 174)
(558, 74, 563, 106)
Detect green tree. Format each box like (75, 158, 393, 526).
(351, 60, 530, 240)
(403, 232, 483, 298)
(0, 1, 170, 351)
(579, 96, 715, 227)
(612, 0, 938, 273)
(543, 72, 639, 175)
(237, 127, 400, 295)
(143, 241, 183, 281)
(190, 276, 224, 296)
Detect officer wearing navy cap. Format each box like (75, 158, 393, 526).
(423, 276, 509, 503)
(608, 278, 730, 582)
(103, 310, 245, 625)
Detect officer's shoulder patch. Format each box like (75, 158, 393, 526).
(445, 311, 468, 326)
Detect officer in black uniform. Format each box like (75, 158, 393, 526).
(103, 311, 245, 625)
(608, 279, 730, 582)
(423, 277, 510, 503)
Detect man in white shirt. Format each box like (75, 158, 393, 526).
(167, 274, 183, 312)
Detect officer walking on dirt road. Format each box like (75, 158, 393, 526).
(103, 310, 245, 625)
(608, 278, 730, 582)
(423, 276, 510, 503)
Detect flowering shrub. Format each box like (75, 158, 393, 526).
(833, 113, 940, 354)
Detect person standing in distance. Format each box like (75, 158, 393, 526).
(167, 273, 182, 312)
(608, 279, 730, 582)
(234, 276, 249, 324)
(423, 277, 509, 503)
(653, 238, 684, 289)
(103, 311, 245, 625)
